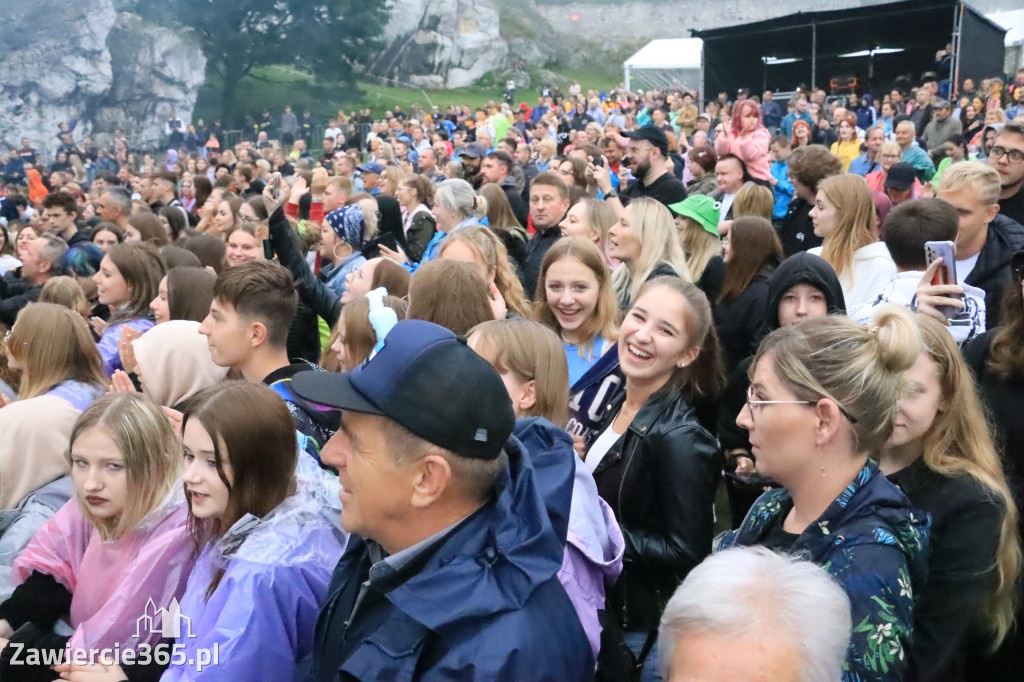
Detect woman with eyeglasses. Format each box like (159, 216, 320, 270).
(866, 141, 923, 196)
(719, 307, 929, 682)
(224, 197, 269, 268)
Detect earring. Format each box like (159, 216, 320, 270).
(820, 466, 826, 478)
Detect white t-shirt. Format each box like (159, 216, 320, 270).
(719, 193, 736, 223)
(585, 422, 623, 473)
(956, 252, 981, 282)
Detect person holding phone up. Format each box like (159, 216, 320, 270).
(849, 198, 987, 345)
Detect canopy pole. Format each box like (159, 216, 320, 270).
(811, 20, 817, 90)
(951, 1, 963, 100)
(625, 64, 631, 93)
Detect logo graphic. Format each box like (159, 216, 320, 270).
(134, 598, 194, 639)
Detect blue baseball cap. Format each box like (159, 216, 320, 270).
(357, 162, 384, 175)
(291, 320, 515, 460)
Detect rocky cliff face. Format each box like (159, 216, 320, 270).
(371, 0, 509, 89)
(0, 0, 206, 161)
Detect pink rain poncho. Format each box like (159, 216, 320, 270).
(11, 488, 194, 657)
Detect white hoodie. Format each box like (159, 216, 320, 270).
(848, 270, 986, 344)
(809, 241, 897, 309)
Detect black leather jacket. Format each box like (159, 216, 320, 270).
(591, 387, 721, 631)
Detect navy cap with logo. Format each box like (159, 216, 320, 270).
(884, 162, 916, 191)
(291, 320, 515, 460)
(621, 125, 669, 156)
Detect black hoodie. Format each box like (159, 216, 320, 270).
(717, 252, 847, 453)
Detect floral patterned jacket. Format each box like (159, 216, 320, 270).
(717, 462, 930, 682)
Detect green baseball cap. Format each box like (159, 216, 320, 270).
(668, 195, 721, 237)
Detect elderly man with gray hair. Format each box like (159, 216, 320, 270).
(658, 546, 851, 682)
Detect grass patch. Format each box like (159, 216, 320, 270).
(194, 63, 627, 126)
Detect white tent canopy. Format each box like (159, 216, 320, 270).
(623, 38, 703, 95)
(987, 9, 1023, 72)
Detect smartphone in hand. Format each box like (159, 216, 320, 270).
(924, 240, 960, 318)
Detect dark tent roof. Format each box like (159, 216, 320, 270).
(692, 0, 1006, 99)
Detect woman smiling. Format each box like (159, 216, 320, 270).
(587, 277, 723, 679)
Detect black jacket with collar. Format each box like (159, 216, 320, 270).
(591, 387, 721, 631)
(965, 214, 1024, 329)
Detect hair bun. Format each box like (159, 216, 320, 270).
(871, 305, 922, 373)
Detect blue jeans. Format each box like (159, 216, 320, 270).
(623, 629, 662, 681)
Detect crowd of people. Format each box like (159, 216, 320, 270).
(0, 60, 1022, 682)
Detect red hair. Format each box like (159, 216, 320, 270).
(791, 120, 812, 147)
(731, 99, 762, 135)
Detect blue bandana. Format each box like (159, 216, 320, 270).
(326, 205, 365, 249)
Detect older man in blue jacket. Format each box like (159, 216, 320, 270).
(293, 320, 594, 681)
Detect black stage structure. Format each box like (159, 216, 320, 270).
(692, 1, 1006, 100)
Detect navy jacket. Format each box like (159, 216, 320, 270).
(306, 435, 595, 681)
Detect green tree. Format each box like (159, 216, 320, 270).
(152, 0, 388, 125)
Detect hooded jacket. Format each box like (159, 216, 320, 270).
(306, 434, 595, 681)
(514, 418, 624, 661)
(0, 476, 73, 604)
(808, 241, 897, 310)
(718, 252, 846, 453)
(1, 488, 194, 664)
(718, 462, 930, 682)
(132, 320, 228, 409)
(162, 488, 345, 681)
(849, 271, 986, 345)
(0, 395, 82, 510)
(964, 214, 1024, 329)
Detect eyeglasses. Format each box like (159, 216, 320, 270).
(745, 386, 816, 424)
(237, 213, 258, 224)
(745, 386, 858, 424)
(988, 146, 1024, 165)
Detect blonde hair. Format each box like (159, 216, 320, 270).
(676, 216, 722, 283)
(579, 198, 616, 255)
(380, 164, 408, 196)
(438, 225, 530, 317)
(732, 184, 774, 221)
(935, 160, 1001, 207)
(335, 295, 409, 370)
(611, 197, 692, 308)
(39, 276, 90, 317)
(67, 393, 181, 540)
(817, 174, 878, 279)
(879, 141, 902, 159)
(911, 315, 1021, 646)
(534, 237, 619, 357)
(8, 302, 106, 400)
(468, 318, 570, 427)
(753, 306, 922, 455)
